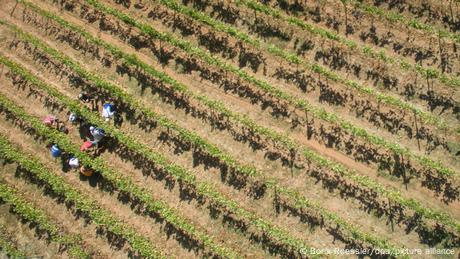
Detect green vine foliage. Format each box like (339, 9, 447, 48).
(82, 0, 460, 177)
(0, 224, 26, 258)
(12, 1, 460, 239)
(1, 20, 401, 253)
(0, 180, 90, 259)
(0, 55, 313, 258)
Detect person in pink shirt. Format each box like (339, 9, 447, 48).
(43, 115, 57, 126)
(43, 115, 69, 134)
(80, 141, 95, 152)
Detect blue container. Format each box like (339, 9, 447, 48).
(50, 145, 62, 157)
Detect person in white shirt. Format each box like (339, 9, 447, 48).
(68, 157, 79, 169)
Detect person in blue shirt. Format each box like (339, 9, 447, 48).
(50, 144, 62, 158)
(102, 103, 115, 122)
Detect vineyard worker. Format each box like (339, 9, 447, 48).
(50, 144, 62, 158)
(102, 103, 115, 122)
(43, 115, 57, 126)
(80, 140, 95, 152)
(78, 92, 92, 103)
(68, 112, 78, 124)
(58, 124, 69, 134)
(80, 165, 94, 177)
(89, 126, 106, 143)
(79, 91, 97, 110)
(68, 156, 79, 169)
(44, 115, 67, 133)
